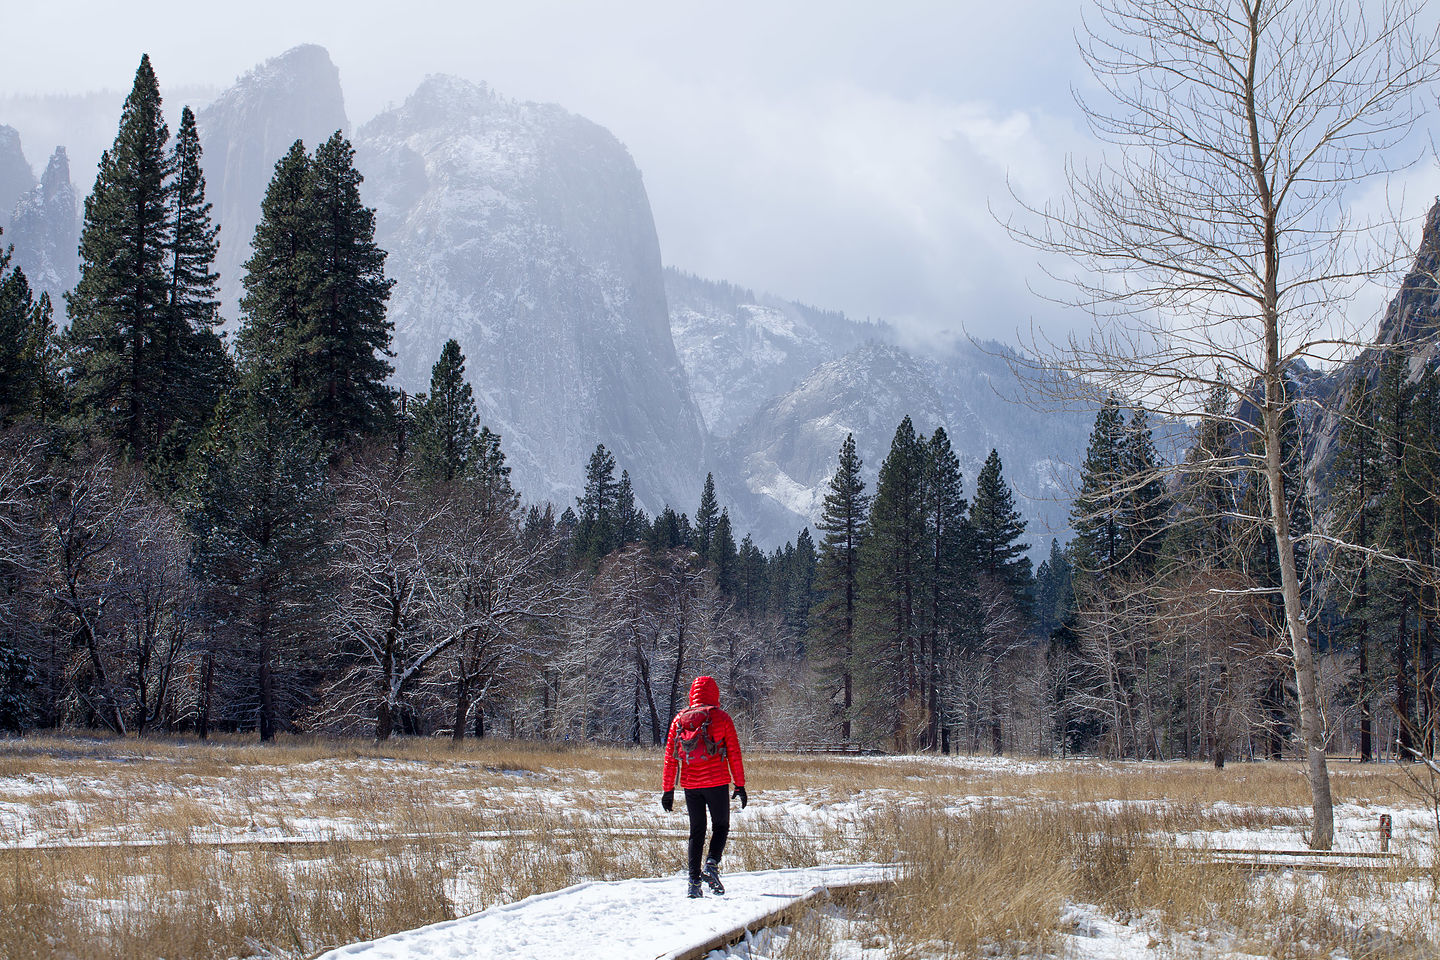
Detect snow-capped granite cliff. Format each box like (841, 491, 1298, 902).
(356, 75, 706, 513)
(665, 268, 888, 437)
(198, 45, 349, 322)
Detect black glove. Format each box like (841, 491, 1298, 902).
(661, 790, 674, 812)
(733, 785, 747, 808)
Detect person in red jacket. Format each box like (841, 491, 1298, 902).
(661, 675, 747, 898)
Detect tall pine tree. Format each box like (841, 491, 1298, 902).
(1033, 539, 1074, 639)
(1070, 397, 1127, 581)
(856, 417, 930, 747)
(0, 249, 60, 424)
(238, 140, 311, 383)
(186, 369, 334, 741)
(1121, 406, 1169, 576)
(66, 55, 176, 457)
(695, 473, 720, 561)
(304, 132, 395, 442)
(614, 470, 647, 546)
(921, 426, 971, 751)
(158, 104, 229, 460)
(968, 448, 1030, 754)
(575, 444, 619, 567)
(809, 433, 869, 741)
(412, 339, 480, 484)
(971, 449, 1032, 598)
(237, 133, 395, 447)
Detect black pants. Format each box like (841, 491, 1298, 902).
(683, 784, 730, 881)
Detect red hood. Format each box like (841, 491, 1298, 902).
(689, 675, 719, 707)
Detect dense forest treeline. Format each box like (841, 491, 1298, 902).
(2, 55, 1435, 761)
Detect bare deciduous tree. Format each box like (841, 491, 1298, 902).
(323, 453, 454, 740)
(445, 498, 577, 741)
(1010, 0, 1440, 848)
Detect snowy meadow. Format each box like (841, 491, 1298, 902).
(1, 736, 1437, 959)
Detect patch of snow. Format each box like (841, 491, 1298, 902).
(315, 864, 894, 960)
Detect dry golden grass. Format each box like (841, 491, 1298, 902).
(838, 802, 1440, 960)
(0, 733, 1434, 959)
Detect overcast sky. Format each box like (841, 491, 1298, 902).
(2, 1, 1435, 349)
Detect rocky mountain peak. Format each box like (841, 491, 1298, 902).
(666, 268, 891, 436)
(1374, 197, 1440, 350)
(357, 75, 704, 515)
(8, 145, 77, 305)
(198, 44, 349, 322)
(401, 74, 501, 124)
(0, 124, 35, 231)
(38, 146, 70, 193)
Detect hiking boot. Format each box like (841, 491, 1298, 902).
(687, 879, 704, 898)
(702, 858, 725, 895)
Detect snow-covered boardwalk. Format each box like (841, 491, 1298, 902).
(314, 864, 894, 960)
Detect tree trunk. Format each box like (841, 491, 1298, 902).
(1359, 583, 1372, 763)
(990, 667, 1003, 756)
(452, 670, 470, 743)
(376, 698, 393, 742)
(258, 635, 275, 742)
(631, 670, 641, 745)
(1261, 399, 1334, 848)
(1422, 616, 1435, 758)
(1397, 605, 1413, 755)
(197, 651, 214, 741)
(378, 615, 397, 741)
(1243, 0, 1333, 844)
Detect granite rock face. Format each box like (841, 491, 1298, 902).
(8, 147, 78, 306)
(356, 75, 706, 513)
(0, 126, 35, 235)
(197, 44, 349, 323)
(1309, 199, 1440, 486)
(665, 268, 887, 438)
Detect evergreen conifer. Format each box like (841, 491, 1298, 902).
(695, 473, 720, 560)
(412, 339, 480, 484)
(1070, 397, 1126, 580)
(186, 370, 333, 741)
(66, 55, 176, 456)
(303, 132, 395, 442)
(0, 251, 60, 423)
(575, 444, 618, 566)
(809, 433, 869, 740)
(856, 417, 930, 746)
(970, 448, 1032, 599)
(158, 104, 229, 465)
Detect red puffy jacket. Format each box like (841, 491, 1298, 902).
(662, 676, 745, 791)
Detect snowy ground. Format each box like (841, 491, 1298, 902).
(315, 864, 895, 960)
(2, 739, 1437, 958)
